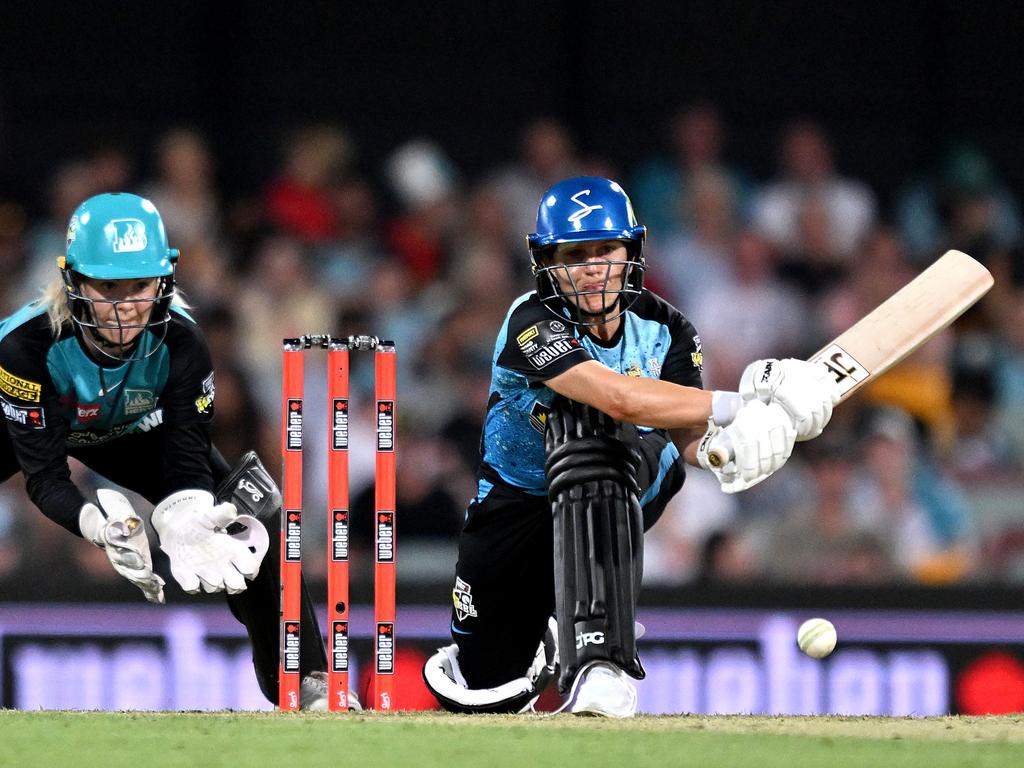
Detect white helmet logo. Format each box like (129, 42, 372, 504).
(108, 219, 148, 253)
(567, 190, 603, 224)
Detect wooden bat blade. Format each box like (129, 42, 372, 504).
(809, 249, 993, 403)
(707, 250, 993, 469)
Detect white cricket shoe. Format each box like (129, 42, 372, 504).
(299, 671, 363, 711)
(565, 661, 637, 718)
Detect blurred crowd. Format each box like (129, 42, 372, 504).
(2, 102, 1024, 595)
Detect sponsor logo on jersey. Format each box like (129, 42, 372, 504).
(376, 622, 395, 675)
(647, 357, 663, 378)
(65, 412, 162, 445)
(1, 398, 45, 429)
(332, 399, 349, 450)
(0, 366, 42, 403)
(527, 337, 580, 369)
(124, 389, 155, 416)
(134, 409, 164, 433)
(529, 401, 550, 434)
(282, 621, 300, 673)
(332, 510, 349, 561)
(376, 512, 394, 563)
(626, 361, 643, 377)
(691, 334, 703, 370)
(376, 401, 394, 451)
(107, 219, 148, 253)
(516, 325, 539, 347)
(194, 371, 215, 415)
(549, 320, 566, 333)
(332, 621, 349, 672)
(284, 510, 302, 561)
(452, 577, 478, 621)
(77, 403, 101, 422)
(286, 400, 303, 450)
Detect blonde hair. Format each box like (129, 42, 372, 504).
(39, 277, 191, 337)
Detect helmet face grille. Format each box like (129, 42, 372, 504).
(63, 271, 177, 362)
(533, 256, 646, 327)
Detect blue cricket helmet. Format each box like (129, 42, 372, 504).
(528, 177, 647, 326)
(528, 176, 647, 251)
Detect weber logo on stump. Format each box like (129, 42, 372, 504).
(376, 400, 394, 451)
(286, 399, 303, 450)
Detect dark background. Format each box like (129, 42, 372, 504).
(2, 1, 1021, 208)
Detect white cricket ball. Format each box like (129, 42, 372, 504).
(797, 618, 837, 659)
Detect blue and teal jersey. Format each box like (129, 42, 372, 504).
(478, 290, 703, 497)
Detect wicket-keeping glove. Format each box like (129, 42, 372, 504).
(151, 490, 269, 595)
(79, 489, 165, 604)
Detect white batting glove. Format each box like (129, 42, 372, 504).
(739, 358, 841, 441)
(697, 400, 797, 493)
(151, 490, 269, 595)
(79, 489, 165, 604)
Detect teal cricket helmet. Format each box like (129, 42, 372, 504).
(59, 193, 180, 362)
(62, 192, 178, 278)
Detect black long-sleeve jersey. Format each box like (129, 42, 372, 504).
(0, 302, 217, 534)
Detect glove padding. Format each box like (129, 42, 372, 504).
(697, 400, 797, 493)
(151, 490, 269, 595)
(78, 489, 165, 604)
(739, 358, 841, 441)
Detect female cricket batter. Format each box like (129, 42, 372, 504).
(424, 176, 838, 717)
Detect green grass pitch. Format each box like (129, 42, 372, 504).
(1, 711, 1023, 768)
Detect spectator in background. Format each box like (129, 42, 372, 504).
(753, 120, 877, 275)
(688, 230, 807, 388)
(850, 407, 978, 584)
(643, 469, 741, 584)
(235, 235, 336, 408)
(319, 176, 385, 307)
(264, 124, 352, 243)
(19, 162, 97, 307)
(694, 528, 760, 585)
(755, 435, 893, 585)
(897, 144, 1022, 262)
(143, 128, 221, 248)
(632, 102, 752, 237)
(383, 139, 460, 287)
(649, 168, 738, 311)
(490, 118, 581, 250)
(947, 362, 1020, 482)
(990, 263, 1024, 460)
(87, 142, 134, 194)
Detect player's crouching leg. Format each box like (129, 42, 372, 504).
(423, 618, 558, 714)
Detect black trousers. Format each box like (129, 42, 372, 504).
(452, 428, 685, 688)
(0, 427, 326, 705)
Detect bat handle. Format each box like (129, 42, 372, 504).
(705, 433, 733, 468)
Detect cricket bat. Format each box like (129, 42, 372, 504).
(708, 249, 994, 467)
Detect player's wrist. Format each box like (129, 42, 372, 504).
(78, 502, 107, 546)
(711, 390, 742, 426)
